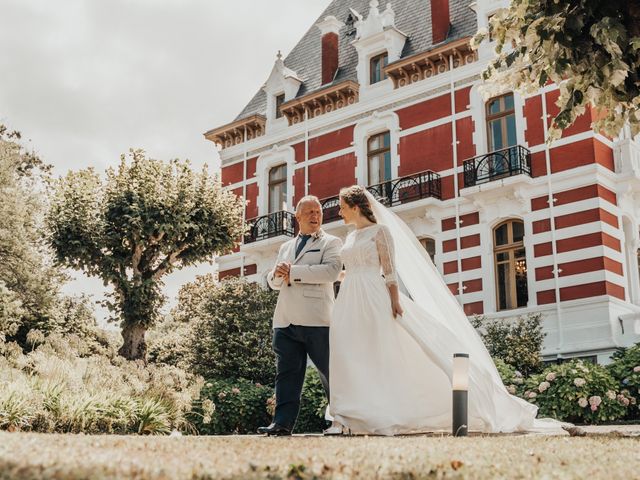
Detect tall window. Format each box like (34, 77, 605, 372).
(486, 93, 517, 152)
(367, 131, 391, 185)
(275, 93, 285, 119)
(268, 164, 287, 213)
(419, 237, 436, 263)
(494, 220, 528, 311)
(370, 52, 388, 84)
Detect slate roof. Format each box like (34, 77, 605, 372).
(234, 0, 477, 121)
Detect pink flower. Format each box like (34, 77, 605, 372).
(218, 392, 226, 399)
(507, 385, 516, 394)
(231, 387, 241, 394)
(538, 381, 550, 393)
(578, 398, 588, 408)
(545, 372, 557, 382)
(606, 390, 616, 400)
(590, 404, 598, 412)
(527, 392, 537, 399)
(574, 378, 586, 387)
(633, 366, 640, 373)
(588, 396, 602, 407)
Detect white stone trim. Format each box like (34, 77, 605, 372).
(353, 110, 401, 185)
(255, 145, 296, 216)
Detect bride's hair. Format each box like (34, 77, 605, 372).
(340, 185, 377, 224)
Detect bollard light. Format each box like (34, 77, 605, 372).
(452, 353, 469, 437)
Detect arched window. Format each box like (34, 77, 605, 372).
(268, 164, 287, 213)
(494, 220, 528, 310)
(419, 237, 436, 263)
(367, 131, 391, 185)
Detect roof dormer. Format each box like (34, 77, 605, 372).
(350, 1, 407, 96)
(263, 51, 303, 129)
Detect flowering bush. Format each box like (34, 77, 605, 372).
(191, 368, 329, 435)
(493, 358, 525, 396)
(471, 313, 545, 376)
(523, 360, 631, 423)
(191, 378, 273, 435)
(607, 344, 640, 419)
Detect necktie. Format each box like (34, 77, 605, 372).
(295, 234, 312, 258)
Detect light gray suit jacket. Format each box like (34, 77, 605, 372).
(267, 229, 343, 328)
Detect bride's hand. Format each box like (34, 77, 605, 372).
(392, 300, 404, 319)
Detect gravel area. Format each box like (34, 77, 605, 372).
(0, 431, 639, 479)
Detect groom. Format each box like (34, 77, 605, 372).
(258, 195, 343, 436)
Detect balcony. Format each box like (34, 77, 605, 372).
(321, 169, 442, 224)
(244, 210, 296, 244)
(463, 145, 532, 188)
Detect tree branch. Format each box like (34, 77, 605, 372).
(151, 246, 187, 281)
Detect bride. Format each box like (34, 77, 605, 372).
(327, 185, 563, 436)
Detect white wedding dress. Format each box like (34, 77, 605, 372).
(329, 192, 565, 436)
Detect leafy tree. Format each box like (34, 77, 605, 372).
(187, 276, 278, 385)
(473, 0, 640, 140)
(0, 124, 63, 345)
(46, 149, 244, 361)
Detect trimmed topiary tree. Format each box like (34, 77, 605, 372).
(46, 150, 244, 360)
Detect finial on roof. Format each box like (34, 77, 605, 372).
(370, 0, 379, 8)
(277, 50, 282, 60)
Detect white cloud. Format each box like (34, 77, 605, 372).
(1, 0, 331, 327)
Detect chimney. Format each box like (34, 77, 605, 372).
(431, 0, 450, 44)
(317, 16, 344, 85)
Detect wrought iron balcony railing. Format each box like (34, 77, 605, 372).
(244, 210, 296, 244)
(463, 145, 531, 188)
(320, 169, 442, 224)
(367, 169, 442, 207)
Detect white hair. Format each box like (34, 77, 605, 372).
(295, 195, 321, 213)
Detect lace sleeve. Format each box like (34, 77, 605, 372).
(375, 224, 398, 286)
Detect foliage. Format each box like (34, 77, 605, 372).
(0, 332, 202, 434)
(190, 378, 273, 435)
(46, 149, 245, 359)
(0, 124, 65, 347)
(295, 367, 329, 433)
(191, 368, 328, 435)
(471, 313, 545, 376)
(523, 360, 632, 424)
(472, 1, 640, 140)
(146, 313, 193, 370)
(493, 357, 526, 396)
(188, 276, 278, 385)
(608, 344, 640, 419)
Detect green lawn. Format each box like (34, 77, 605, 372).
(0, 432, 638, 479)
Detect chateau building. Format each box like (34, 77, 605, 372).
(205, 0, 640, 363)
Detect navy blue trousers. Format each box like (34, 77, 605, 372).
(272, 325, 330, 430)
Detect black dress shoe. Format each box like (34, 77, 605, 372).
(257, 423, 292, 436)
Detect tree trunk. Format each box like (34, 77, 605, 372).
(118, 323, 148, 362)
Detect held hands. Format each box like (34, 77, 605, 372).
(274, 262, 291, 284)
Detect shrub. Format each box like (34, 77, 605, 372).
(522, 360, 632, 423)
(295, 367, 329, 433)
(188, 276, 278, 385)
(471, 313, 545, 376)
(607, 344, 640, 419)
(147, 314, 192, 370)
(191, 378, 273, 435)
(493, 358, 525, 396)
(0, 333, 202, 434)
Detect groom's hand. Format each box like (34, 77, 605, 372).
(274, 262, 291, 279)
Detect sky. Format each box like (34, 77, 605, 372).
(0, 0, 332, 327)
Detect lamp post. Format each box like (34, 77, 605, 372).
(452, 353, 469, 437)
